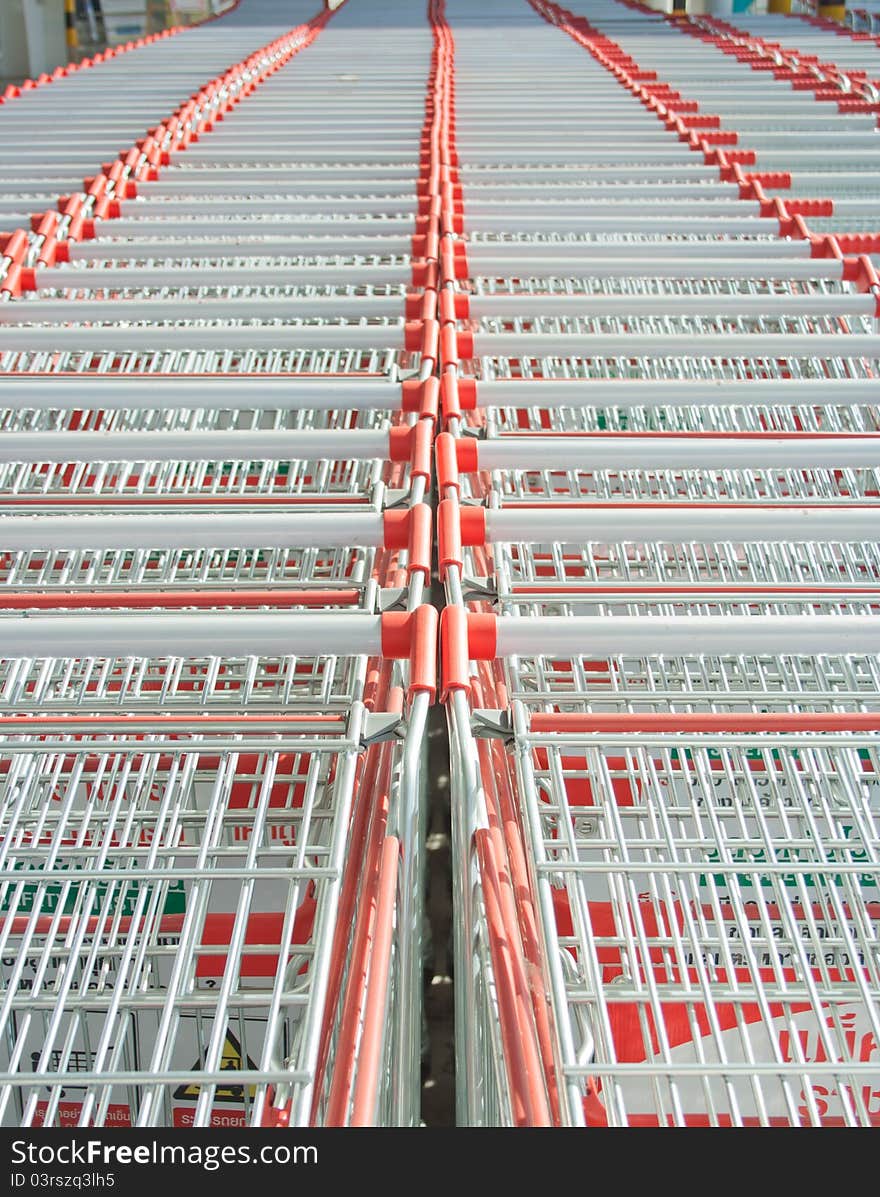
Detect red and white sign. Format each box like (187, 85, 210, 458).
(32, 1101, 131, 1128)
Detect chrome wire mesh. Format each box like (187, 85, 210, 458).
(443, 0, 880, 1129)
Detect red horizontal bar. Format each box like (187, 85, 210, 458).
(3, 372, 387, 380)
(499, 431, 879, 440)
(0, 910, 316, 979)
(0, 496, 372, 507)
(0, 749, 313, 774)
(0, 913, 187, 937)
(530, 712, 880, 733)
(513, 586, 880, 596)
(0, 589, 362, 610)
(0, 713, 344, 727)
(500, 502, 879, 511)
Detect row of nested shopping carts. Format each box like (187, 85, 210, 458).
(3, 0, 880, 1130)
(0, 0, 446, 1128)
(438, 0, 880, 1127)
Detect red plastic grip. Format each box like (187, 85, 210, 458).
(410, 260, 438, 290)
(440, 211, 463, 236)
(457, 378, 477, 410)
(422, 290, 439, 322)
(440, 372, 461, 421)
(400, 379, 423, 413)
(775, 200, 822, 240)
(836, 234, 880, 255)
(440, 606, 471, 700)
(58, 196, 94, 242)
(676, 114, 721, 129)
(455, 438, 478, 473)
(785, 198, 834, 218)
(421, 318, 440, 365)
(380, 611, 413, 657)
(745, 171, 791, 191)
(400, 377, 439, 421)
(1, 229, 28, 263)
(844, 254, 880, 297)
(698, 131, 738, 147)
(467, 613, 497, 661)
(383, 509, 409, 550)
(380, 607, 438, 702)
(814, 234, 845, 262)
(387, 422, 432, 480)
(93, 196, 120, 220)
(0, 264, 35, 297)
(720, 149, 756, 167)
(439, 288, 463, 324)
(440, 242, 457, 284)
(440, 324, 460, 369)
(410, 419, 433, 480)
(408, 604, 438, 701)
(438, 498, 463, 579)
(436, 432, 461, 494)
(388, 426, 411, 463)
(412, 231, 439, 260)
(460, 506, 487, 547)
(84, 175, 107, 199)
(31, 213, 61, 267)
(0, 229, 36, 295)
(421, 375, 440, 421)
(441, 242, 469, 281)
(31, 213, 58, 238)
(406, 503, 432, 578)
(382, 505, 431, 576)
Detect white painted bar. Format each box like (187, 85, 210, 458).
(468, 257, 840, 281)
(3, 295, 407, 323)
(67, 236, 413, 260)
(102, 217, 416, 238)
(466, 239, 809, 260)
(471, 332, 880, 359)
(472, 379, 880, 408)
(0, 377, 400, 412)
(0, 511, 385, 551)
(495, 614, 880, 657)
(0, 326, 402, 353)
(0, 428, 390, 463)
(36, 265, 413, 289)
(484, 505, 880, 542)
(475, 434, 880, 470)
(467, 293, 874, 319)
(0, 611, 383, 659)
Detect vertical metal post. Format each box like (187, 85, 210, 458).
(64, 0, 78, 57)
(818, 1, 847, 20)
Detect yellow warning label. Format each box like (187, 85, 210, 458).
(173, 1029, 257, 1104)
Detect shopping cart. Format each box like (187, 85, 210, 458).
(569, 2, 880, 235)
(0, 607, 436, 1128)
(445, 634, 880, 1126)
(438, 0, 880, 1127)
(0, 0, 444, 1128)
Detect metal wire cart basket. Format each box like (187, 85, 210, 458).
(3, 0, 880, 1130)
(438, 0, 880, 1128)
(0, 0, 440, 1128)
